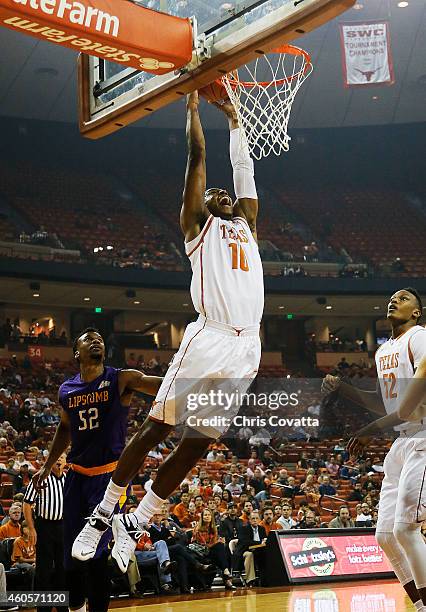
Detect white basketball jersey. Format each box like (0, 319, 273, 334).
(375, 325, 426, 431)
(185, 215, 264, 327)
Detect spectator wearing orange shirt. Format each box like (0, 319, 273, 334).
(0, 505, 21, 540)
(180, 502, 200, 530)
(259, 508, 280, 536)
(172, 492, 190, 524)
(192, 509, 235, 590)
(11, 521, 35, 589)
(240, 501, 253, 525)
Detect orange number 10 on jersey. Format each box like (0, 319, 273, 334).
(229, 242, 249, 271)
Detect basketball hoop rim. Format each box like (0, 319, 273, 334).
(220, 45, 312, 89)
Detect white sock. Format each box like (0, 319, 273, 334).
(414, 601, 424, 611)
(99, 480, 127, 515)
(133, 489, 166, 525)
(70, 604, 86, 612)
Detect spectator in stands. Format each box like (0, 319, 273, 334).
(309, 450, 325, 470)
(13, 432, 28, 453)
(297, 452, 309, 469)
(11, 521, 35, 589)
(248, 468, 265, 496)
(276, 469, 288, 485)
(240, 501, 253, 524)
(273, 505, 282, 522)
(206, 499, 221, 528)
(325, 456, 340, 478)
(300, 475, 320, 504)
(172, 491, 190, 525)
(150, 511, 214, 594)
(220, 503, 243, 548)
(295, 509, 317, 530)
(221, 490, 232, 507)
(337, 357, 350, 371)
(0, 458, 17, 477)
(13, 464, 31, 495)
(194, 495, 204, 515)
(328, 506, 355, 529)
(259, 508, 280, 535)
(180, 501, 200, 530)
(206, 449, 218, 463)
(276, 503, 297, 530)
(362, 473, 377, 493)
(225, 474, 243, 497)
(234, 510, 266, 587)
(134, 522, 177, 594)
(355, 503, 372, 527)
(147, 446, 163, 464)
(143, 469, 157, 492)
(282, 476, 299, 499)
(261, 449, 275, 469)
(191, 509, 235, 590)
(0, 505, 22, 540)
(318, 475, 336, 497)
(347, 482, 364, 502)
(12, 452, 33, 474)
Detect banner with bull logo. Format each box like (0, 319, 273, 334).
(340, 21, 395, 87)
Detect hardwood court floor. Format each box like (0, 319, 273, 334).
(111, 579, 417, 611)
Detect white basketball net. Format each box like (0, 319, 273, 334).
(221, 46, 313, 160)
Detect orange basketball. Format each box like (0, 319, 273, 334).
(199, 80, 230, 104)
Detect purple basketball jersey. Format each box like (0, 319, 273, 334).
(59, 366, 129, 468)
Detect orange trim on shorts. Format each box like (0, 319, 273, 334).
(69, 461, 118, 476)
(149, 415, 166, 424)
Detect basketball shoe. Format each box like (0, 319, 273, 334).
(111, 513, 148, 573)
(72, 504, 113, 561)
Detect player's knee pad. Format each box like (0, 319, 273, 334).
(375, 529, 413, 586)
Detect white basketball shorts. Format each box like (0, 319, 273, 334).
(149, 315, 261, 439)
(376, 434, 426, 531)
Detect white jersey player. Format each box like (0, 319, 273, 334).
(324, 288, 426, 611)
(72, 91, 263, 582)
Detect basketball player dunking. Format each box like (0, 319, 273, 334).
(323, 288, 426, 612)
(72, 91, 264, 574)
(32, 328, 163, 612)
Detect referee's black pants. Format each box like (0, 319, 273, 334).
(35, 517, 66, 611)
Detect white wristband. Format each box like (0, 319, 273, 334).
(230, 128, 257, 200)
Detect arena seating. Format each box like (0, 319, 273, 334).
(2, 161, 426, 277)
(274, 187, 426, 276)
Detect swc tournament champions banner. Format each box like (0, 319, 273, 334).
(340, 21, 395, 87)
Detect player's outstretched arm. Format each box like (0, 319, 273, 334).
(119, 369, 163, 396)
(32, 407, 71, 490)
(322, 374, 386, 416)
(180, 91, 208, 242)
(213, 100, 258, 241)
(397, 355, 426, 421)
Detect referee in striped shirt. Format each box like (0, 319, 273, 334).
(23, 454, 67, 611)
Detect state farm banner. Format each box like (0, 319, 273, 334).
(340, 21, 395, 87)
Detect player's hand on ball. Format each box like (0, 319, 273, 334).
(32, 466, 51, 491)
(321, 374, 340, 395)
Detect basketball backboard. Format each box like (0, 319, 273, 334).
(78, 0, 355, 139)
